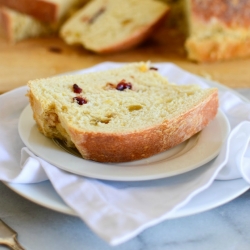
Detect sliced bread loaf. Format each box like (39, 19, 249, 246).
(27, 62, 218, 163)
(60, 0, 170, 53)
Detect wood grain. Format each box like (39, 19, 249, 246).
(1, 28, 250, 94)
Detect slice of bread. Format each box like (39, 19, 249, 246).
(184, 0, 250, 62)
(0, 0, 89, 43)
(0, 6, 56, 43)
(27, 62, 218, 163)
(60, 0, 170, 53)
(0, 0, 89, 23)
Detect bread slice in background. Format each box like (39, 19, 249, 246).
(0, 6, 56, 43)
(0, 0, 89, 23)
(60, 0, 170, 53)
(0, 0, 89, 43)
(184, 0, 250, 62)
(27, 62, 218, 163)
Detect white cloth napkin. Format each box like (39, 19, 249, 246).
(1, 62, 250, 246)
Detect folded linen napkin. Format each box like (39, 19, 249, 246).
(0, 62, 250, 245)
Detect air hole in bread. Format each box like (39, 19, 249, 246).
(165, 99, 173, 103)
(100, 119, 110, 124)
(61, 106, 68, 112)
(90, 113, 114, 126)
(121, 19, 132, 25)
(90, 119, 99, 126)
(128, 105, 143, 112)
(90, 118, 111, 126)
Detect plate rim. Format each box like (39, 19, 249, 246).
(18, 105, 230, 181)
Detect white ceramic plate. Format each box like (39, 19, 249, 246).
(18, 105, 230, 181)
(3, 62, 250, 221)
(4, 178, 249, 219)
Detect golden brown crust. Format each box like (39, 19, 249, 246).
(93, 7, 170, 54)
(191, 0, 250, 28)
(68, 90, 218, 162)
(0, 0, 57, 22)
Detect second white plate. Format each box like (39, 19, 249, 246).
(5, 179, 249, 219)
(18, 105, 230, 181)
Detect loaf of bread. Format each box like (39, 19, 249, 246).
(60, 0, 170, 53)
(184, 0, 250, 62)
(27, 62, 218, 163)
(0, 0, 89, 22)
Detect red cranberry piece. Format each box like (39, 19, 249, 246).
(73, 97, 87, 105)
(116, 80, 132, 91)
(150, 67, 158, 70)
(73, 84, 82, 94)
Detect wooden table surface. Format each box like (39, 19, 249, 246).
(1, 28, 250, 94)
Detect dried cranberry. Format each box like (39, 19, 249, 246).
(73, 84, 82, 94)
(150, 67, 158, 70)
(73, 97, 87, 105)
(116, 80, 132, 91)
(88, 7, 106, 24)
